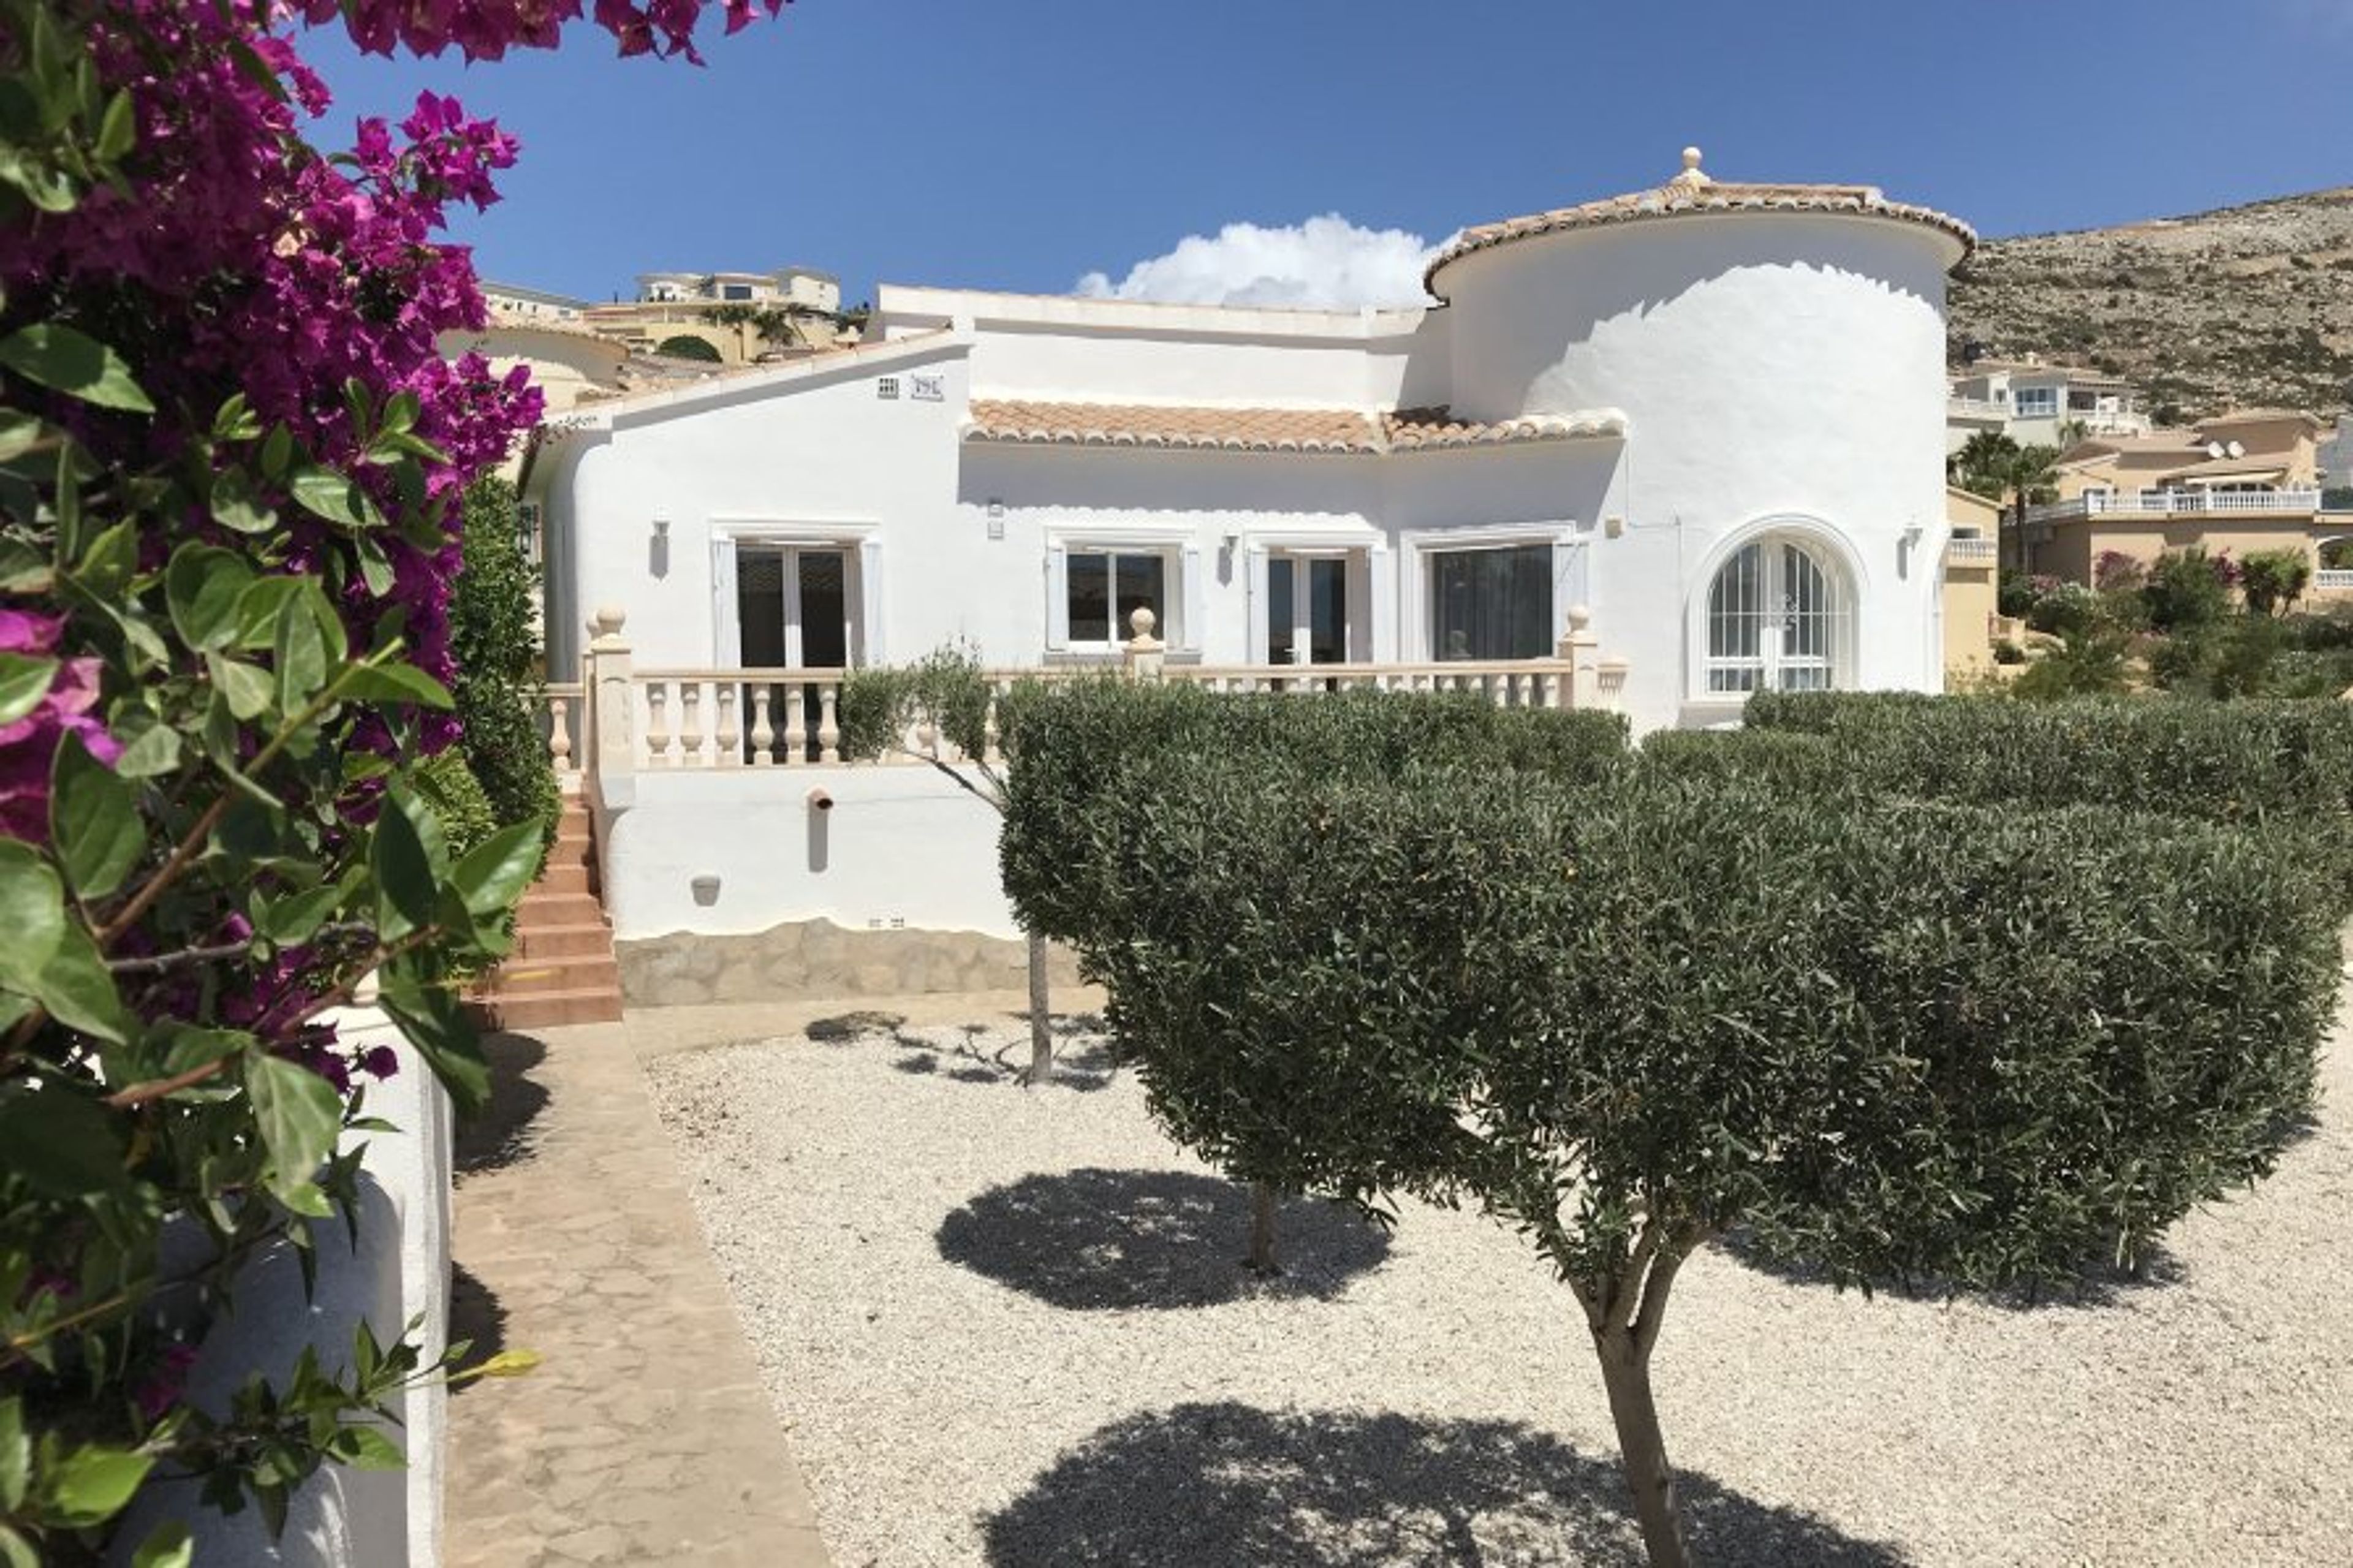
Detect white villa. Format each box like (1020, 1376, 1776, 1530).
(519, 150, 1978, 961)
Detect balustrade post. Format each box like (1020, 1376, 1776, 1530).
(678, 681, 703, 767)
(749, 684, 776, 767)
(818, 682, 841, 764)
(1559, 604, 1600, 710)
(1123, 607, 1166, 683)
(716, 681, 739, 766)
(587, 605, 635, 809)
(782, 680, 807, 765)
(546, 689, 575, 782)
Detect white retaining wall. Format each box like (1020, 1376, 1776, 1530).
(110, 1003, 451, 1568)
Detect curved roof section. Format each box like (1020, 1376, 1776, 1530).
(1425, 148, 1976, 296)
(964, 400, 1626, 455)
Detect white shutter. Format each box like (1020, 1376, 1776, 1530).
(1044, 541, 1069, 651)
(1244, 545, 1268, 666)
(1178, 541, 1205, 653)
(858, 536, 885, 667)
(1368, 545, 1396, 664)
(711, 538, 739, 666)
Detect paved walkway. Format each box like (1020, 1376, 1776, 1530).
(442, 1020, 830, 1567)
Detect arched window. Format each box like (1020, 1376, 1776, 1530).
(1702, 537, 1849, 694)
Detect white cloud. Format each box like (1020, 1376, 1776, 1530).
(1075, 214, 1450, 310)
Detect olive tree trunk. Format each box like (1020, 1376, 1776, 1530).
(1594, 1330, 1689, 1568)
(1245, 1181, 1278, 1273)
(1023, 926, 1053, 1085)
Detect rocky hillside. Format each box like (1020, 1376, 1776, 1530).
(1950, 186, 2353, 420)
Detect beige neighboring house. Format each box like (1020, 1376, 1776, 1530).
(2021, 409, 2353, 596)
(1942, 485, 2004, 674)
(1947, 355, 2152, 453)
(481, 281, 592, 327)
(584, 267, 852, 366)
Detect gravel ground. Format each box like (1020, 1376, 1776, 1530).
(645, 985, 2353, 1568)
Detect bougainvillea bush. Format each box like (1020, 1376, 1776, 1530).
(0, 0, 775, 1559)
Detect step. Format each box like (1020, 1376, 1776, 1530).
(511, 922, 615, 960)
(517, 890, 605, 926)
(471, 985, 625, 1031)
(531, 862, 593, 898)
(486, 953, 621, 997)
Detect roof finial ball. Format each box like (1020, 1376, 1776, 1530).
(1675, 146, 1711, 187)
(1682, 146, 1703, 172)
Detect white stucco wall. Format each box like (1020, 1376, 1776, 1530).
(1439, 214, 1958, 725)
(601, 767, 1013, 939)
(110, 1004, 449, 1568)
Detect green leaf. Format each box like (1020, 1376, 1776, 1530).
(44, 1443, 153, 1527)
(0, 409, 45, 463)
(51, 729, 141, 899)
(0, 1081, 126, 1197)
(245, 1053, 344, 1206)
(167, 545, 257, 650)
(0, 653, 55, 727)
(205, 653, 273, 721)
(110, 717, 182, 779)
(354, 532, 395, 597)
(208, 466, 276, 536)
(371, 795, 436, 940)
(338, 662, 453, 710)
(256, 884, 341, 945)
(34, 922, 129, 1043)
(452, 823, 545, 918)
(0, 1524, 32, 1568)
(94, 88, 136, 162)
(274, 588, 328, 713)
(0, 1396, 28, 1512)
(378, 963, 489, 1114)
(0, 536, 51, 593)
(0, 324, 153, 412)
(287, 467, 381, 531)
(0, 838, 67, 993)
(332, 1425, 406, 1471)
(154, 1024, 252, 1077)
(129, 1522, 194, 1568)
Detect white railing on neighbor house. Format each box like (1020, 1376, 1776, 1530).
(2028, 488, 2324, 523)
(1947, 397, 2007, 422)
(563, 606, 1629, 779)
(2315, 569, 2353, 593)
(1946, 537, 1999, 564)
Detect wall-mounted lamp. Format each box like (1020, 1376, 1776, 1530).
(651, 515, 671, 539)
(986, 499, 1004, 518)
(1604, 515, 1625, 539)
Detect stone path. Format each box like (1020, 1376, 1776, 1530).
(442, 1019, 830, 1567)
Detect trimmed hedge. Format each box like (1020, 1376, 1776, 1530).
(1739, 691, 2353, 822)
(452, 477, 563, 875)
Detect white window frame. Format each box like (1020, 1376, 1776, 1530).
(709, 518, 882, 669)
(1238, 529, 1386, 667)
(1687, 525, 1859, 702)
(1395, 523, 1583, 664)
(1043, 525, 1202, 656)
(2013, 387, 2059, 419)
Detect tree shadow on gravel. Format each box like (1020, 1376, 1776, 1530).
(1713, 1229, 2186, 1312)
(983, 1402, 1908, 1567)
(453, 1033, 550, 1178)
(938, 1168, 1390, 1309)
(809, 1009, 1121, 1091)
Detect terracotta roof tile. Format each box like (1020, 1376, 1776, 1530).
(963, 400, 1624, 455)
(1426, 150, 1974, 294)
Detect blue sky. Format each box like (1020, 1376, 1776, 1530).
(303, 0, 2353, 308)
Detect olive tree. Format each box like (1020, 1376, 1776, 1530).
(1000, 687, 2341, 1566)
(999, 680, 1627, 1270)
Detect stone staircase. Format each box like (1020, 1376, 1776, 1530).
(469, 797, 625, 1031)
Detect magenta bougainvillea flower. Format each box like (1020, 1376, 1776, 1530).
(0, 610, 121, 842)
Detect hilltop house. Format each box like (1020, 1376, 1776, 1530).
(522, 150, 1978, 966)
(1946, 357, 2152, 453)
(2020, 409, 2353, 589)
